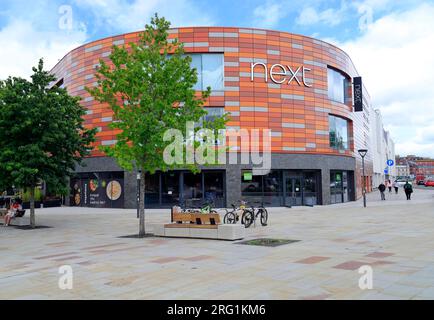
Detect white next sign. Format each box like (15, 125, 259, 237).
(251, 62, 312, 87)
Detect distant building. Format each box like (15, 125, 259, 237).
(396, 155, 434, 179)
(370, 109, 396, 187)
(395, 164, 410, 178)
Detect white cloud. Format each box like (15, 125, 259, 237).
(0, 18, 86, 79)
(253, 1, 286, 29)
(296, 6, 344, 26)
(0, 0, 212, 80)
(72, 0, 214, 31)
(327, 3, 434, 157)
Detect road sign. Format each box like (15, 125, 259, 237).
(384, 169, 389, 174)
(387, 159, 394, 166)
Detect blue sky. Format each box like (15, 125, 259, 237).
(1, 0, 434, 157)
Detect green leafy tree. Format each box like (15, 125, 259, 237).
(0, 59, 96, 228)
(87, 14, 228, 237)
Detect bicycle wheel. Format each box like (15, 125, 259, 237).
(259, 208, 268, 226)
(242, 210, 254, 228)
(224, 211, 237, 224)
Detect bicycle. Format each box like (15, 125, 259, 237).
(223, 200, 248, 224)
(199, 201, 218, 214)
(180, 200, 217, 214)
(240, 202, 268, 228)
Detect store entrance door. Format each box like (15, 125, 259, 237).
(284, 176, 303, 206)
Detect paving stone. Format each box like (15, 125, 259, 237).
(1, 188, 434, 299)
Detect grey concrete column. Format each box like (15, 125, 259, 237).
(321, 168, 331, 205)
(124, 170, 137, 209)
(225, 164, 241, 207)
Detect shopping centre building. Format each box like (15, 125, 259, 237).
(50, 27, 395, 208)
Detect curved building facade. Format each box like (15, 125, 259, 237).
(51, 27, 375, 208)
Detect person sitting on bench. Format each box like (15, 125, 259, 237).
(4, 198, 23, 226)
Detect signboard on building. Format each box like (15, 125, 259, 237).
(243, 172, 253, 181)
(353, 76, 363, 112)
(70, 172, 124, 208)
(251, 63, 312, 87)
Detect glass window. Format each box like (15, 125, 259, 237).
(241, 171, 263, 195)
(145, 173, 160, 206)
(204, 171, 224, 207)
(327, 67, 348, 104)
(303, 172, 318, 206)
(190, 54, 202, 91)
(186, 54, 224, 91)
(200, 107, 225, 145)
(161, 172, 180, 205)
(330, 171, 343, 204)
(329, 115, 349, 150)
(203, 107, 224, 123)
(263, 171, 281, 195)
(183, 172, 203, 203)
(202, 54, 224, 91)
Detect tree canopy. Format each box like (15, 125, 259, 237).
(87, 14, 228, 236)
(0, 59, 96, 227)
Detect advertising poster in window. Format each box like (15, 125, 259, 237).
(70, 172, 124, 208)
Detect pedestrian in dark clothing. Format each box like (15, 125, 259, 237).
(378, 183, 386, 200)
(403, 181, 413, 200)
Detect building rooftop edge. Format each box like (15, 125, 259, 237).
(50, 26, 356, 73)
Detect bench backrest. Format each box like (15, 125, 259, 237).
(191, 213, 221, 225)
(172, 212, 221, 225)
(173, 212, 194, 223)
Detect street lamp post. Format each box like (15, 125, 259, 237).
(136, 170, 141, 219)
(358, 149, 368, 208)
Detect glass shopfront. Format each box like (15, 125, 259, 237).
(146, 170, 225, 208)
(242, 170, 321, 206)
(70, 172, 124, 208)
(330, 170, 354, 204)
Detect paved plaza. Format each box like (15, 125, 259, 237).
(1, 187, 434, 300)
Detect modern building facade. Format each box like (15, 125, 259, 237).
(395, 164, 410, 178)
(396, 155, 434, 180)
(50, 27, 395, 209)
(371, 109, 396, 188)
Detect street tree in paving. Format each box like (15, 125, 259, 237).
(0, 59, 96, 228)
(87, 14, 227, 237)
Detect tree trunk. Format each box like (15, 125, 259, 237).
(138, 170, 146, 237)
(30, 187, 36, 228)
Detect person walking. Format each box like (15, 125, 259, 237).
(403, 181, 413, 200)
(387, 179, 392, 193)
(378, 182, 386, 200)
(393, 180, 399, 194)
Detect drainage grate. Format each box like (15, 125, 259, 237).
(118, 233, 154, 239)
(236, 238, 300, 247)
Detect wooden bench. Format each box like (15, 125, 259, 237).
(166, 212, 221, 229)
(152, 208, 244, 240)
